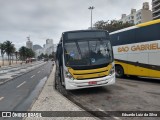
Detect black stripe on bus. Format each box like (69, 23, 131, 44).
(115, 59, 160, 71)
(76, 75, 107, 80)
(69, 63, 110, 70)
(73, 70, 108, 75)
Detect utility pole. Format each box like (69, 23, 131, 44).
(88, 6, 95, 29)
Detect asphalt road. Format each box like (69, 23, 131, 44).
(56, 70, 160, 120)
(0, 61, 53, 113)
(0, 61, 45, 84)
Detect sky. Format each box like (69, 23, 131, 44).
(0, 0, 152, 49)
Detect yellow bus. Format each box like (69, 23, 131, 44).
(110, 19, 160, 78)
(56, 30, 115, 90)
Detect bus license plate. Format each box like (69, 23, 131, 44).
(88, 81, 97, 85)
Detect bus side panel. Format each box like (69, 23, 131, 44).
(148, 52, 160, 78)
(127, 53, 149, 76)
(113, 45, 149, 77)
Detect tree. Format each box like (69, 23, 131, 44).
(44, 54, 48, 58)
(49, 54, 54, 59)
(26, 48, 35, 58)
(4, 41, 16, 65)
(0, 43, 6, 66)
(38, 53, 44, 60)
(19, 46, 35, 61)
(11, 45, 16, 63)
(51, 52, 56, 60)
(15, 51, 19, 64)
(19, 46, 27, 61)
(94, 20, 134, 33)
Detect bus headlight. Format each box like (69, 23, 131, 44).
(65, 71, 74, 80)
(109, 65, 115, 75)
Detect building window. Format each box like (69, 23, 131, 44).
(131, 16, 134, 19)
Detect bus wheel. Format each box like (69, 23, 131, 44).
(115, 65, 124, 78)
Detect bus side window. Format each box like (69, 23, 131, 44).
(110, 34, 120, 46)
(117, 36, 120, 41)
(119, 31, 128, 45)
(127, 29, 136, 44)
(135, 23, 160, 43)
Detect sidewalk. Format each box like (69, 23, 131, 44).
(0, 61, 23, 68)
(25, 65, 97, 120)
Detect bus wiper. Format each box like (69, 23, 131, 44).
(76, 42, 82, 58)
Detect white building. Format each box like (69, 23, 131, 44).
(35, 49, 43, 58)
(119, 2, 153, 25)
(35, 39, 57, 58)
(46, 39, 53, 45)
(44, 39, 53, 55)
(26, 37, 33, 50)
(45, 44, 57, 55)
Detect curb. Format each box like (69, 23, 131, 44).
(26, 63, 54, 112)
(25, 64, 97, 120)
(53, 65, 85, 111)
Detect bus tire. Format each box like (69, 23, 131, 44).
(115, 65, 124, 78)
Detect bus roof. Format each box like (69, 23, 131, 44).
(110, 19, 160, 35)
(63, 29, 108, 34)
(137, 19, 160, 27)
(61, 29, 109, 40)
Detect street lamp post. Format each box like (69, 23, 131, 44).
(88, 6, 95, 29)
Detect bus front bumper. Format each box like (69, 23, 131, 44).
(65, 74, 115, 90)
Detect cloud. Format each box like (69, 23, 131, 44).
(0, 0, 152, 49)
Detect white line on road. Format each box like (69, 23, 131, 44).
(113, 117, 122, 120)
(31, 75, 35, 78)
(97, 108, 122, 120)
(16, 81, 26, 88)
(0, 97, 4, 101)
(37, 71, 41, 73)
(97, 108, 104, 111)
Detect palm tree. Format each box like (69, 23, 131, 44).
(4, 40, 15, 65)
(26, 48, 35, 58)
(15, 51, 19, 64)
(19, 47, 35, 63)
(0, 43, 6, 66)
(19, 46, 27, 61)
(11, 45, 16, 64)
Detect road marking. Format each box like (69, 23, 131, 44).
(31, 75, 35, 78)
(113, 117, 122, 120)
(16, 81, 26, 88)
(37, 71, 41, 73)
(97, 108, 104, 111)
(97, 108, 121, 120)
(0, 97, 4, 101)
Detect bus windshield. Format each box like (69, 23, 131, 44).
(64, 39, 113, 67)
